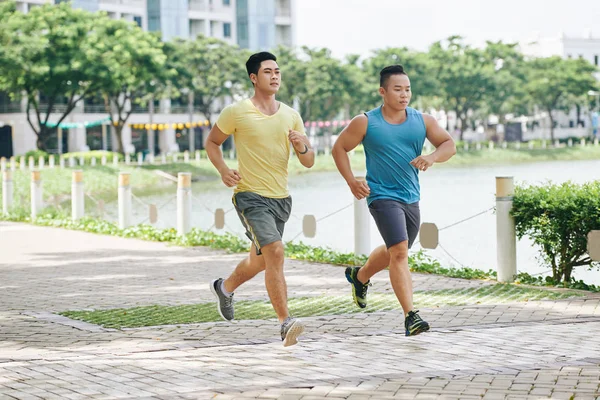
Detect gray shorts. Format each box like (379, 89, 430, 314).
(233, 192, 292, 255)
(369, 199, 420, 249)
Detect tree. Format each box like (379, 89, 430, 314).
(89, 17, 169, 154)
(525, 56, 598, 140)
(0, 3, 101, 151)
(481, 41, 528, 124)
(429, 37, 497, 140)
(164, 36, 248, 123)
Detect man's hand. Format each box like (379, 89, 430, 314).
(410, 154, 435, 171)
(348, 178, 370, 200)
(219, 167, 241, 187)
(288, 129, 310, 152)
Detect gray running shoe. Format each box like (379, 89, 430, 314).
(280, 317, 305, 347)
(210, 278, 234, 321)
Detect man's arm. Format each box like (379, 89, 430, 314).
(205, 125, 241, 187)
(410, 114, 457, 171)
(289, 129, 315, 168)
(331, 115, 370, 200)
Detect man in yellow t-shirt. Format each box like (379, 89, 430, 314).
(205, 51, 314, 347)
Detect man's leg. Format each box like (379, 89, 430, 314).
(357, 244, 390, 283)
(223, 244, 265, 293)
(259, 240, 288, 322)
(387, 241, 413, 315)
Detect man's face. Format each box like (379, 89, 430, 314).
(379, 74, 411, 110)
(251, 60, 280, 94)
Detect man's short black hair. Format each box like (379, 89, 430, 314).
(246, 51, 277, 77)
(380, 65, 407, 88)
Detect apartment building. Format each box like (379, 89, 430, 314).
(0, 0, 296, 157)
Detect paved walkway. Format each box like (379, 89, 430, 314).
(1, 221, 599, 400)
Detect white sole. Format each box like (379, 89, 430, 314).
(282, 320, 305, 347)
(209, 279, 233, 322)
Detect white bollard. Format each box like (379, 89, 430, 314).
(91, 157, 97, 166)
(173, 153, 179, 163)
(567, 138, 573, 147)
(79, 156, 84, 166)
(554, 139, 560, 148)
(476, 142, 482, 151)
(118, 172, 132, 229)
(2, 170, 13, 214)
(463, 143, 469, 151)
(488, 142, 494, 150)
(161, 154, 167, 164)
(184, 150, 190, 163)
(148, 154, 155, 164)
(0, 157, 5, 172)
(30, 170, 43, 219)
(69, 156, 75, 168)
(28, 156, 35, 170)
(515, 142, 521, 150)
(137, 152, 143, 166)
(49, 155, 55, 169)
(595, 138, 599, 146)
(59, 155, 65, 169)
(580, 138, 586, 147)
(496, 176, 517, 283)
(71, 170, 84, 221)
(542, 140, 547, 149)
(113, 155, 118, 166)
(101, 155, 107, 166)
(528, 141, 534, 150)
(19, 156, 25, 170)
(125, 154, 131, 165)
(10, 156, 16, 171)
(195, 150, 201, 162)
(177, 172, 192, 236)
(353, 176, 370, 256)
(38, 156, 45, 169)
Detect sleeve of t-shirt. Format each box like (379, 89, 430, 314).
(216, 105, 236, 136)
(293, 112, 306, 136)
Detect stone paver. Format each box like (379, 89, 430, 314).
(1, 221, 600, 399)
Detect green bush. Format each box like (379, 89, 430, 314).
(64, 151, 123, 163)
(22, 149, 49, 162)
(512, 181, 600, 284)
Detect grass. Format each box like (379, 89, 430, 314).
(60, 284, 584, 329)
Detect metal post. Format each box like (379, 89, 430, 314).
(118, 172, 132, 229)
(353, 176, 370, 256)
(177, 172, 192, 236)
(71, 170, 84, 220)
(496, 176, 517, 282)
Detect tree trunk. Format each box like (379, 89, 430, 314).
(562, 262, 573, 286)
(548, 109, 555, 142)
(114, 124, 124, 154)
(459, 116, 468, 141)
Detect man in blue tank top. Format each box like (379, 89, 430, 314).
(332, 65, 456, 336)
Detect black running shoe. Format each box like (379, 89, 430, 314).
(345, 266, 370, 309)
(405, 310, 430, 336)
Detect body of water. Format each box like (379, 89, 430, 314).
(106, 159, 600, 285)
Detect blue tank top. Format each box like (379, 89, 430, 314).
(362, 106, 426, 205)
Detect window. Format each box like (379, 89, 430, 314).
(223, 0, 230, 5)
(133, 16, 142, 28)
(223, 23, 231, 38)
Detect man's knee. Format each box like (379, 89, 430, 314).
(388, 241, 409, 263)
(261, 241, 285, 265)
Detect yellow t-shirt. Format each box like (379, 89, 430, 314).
(216, 99, 306, 198)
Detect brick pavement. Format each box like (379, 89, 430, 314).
(1, 221, 599, 399)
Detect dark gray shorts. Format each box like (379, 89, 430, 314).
(369, 199, 420, 249)
(233, 192, 292, 255)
